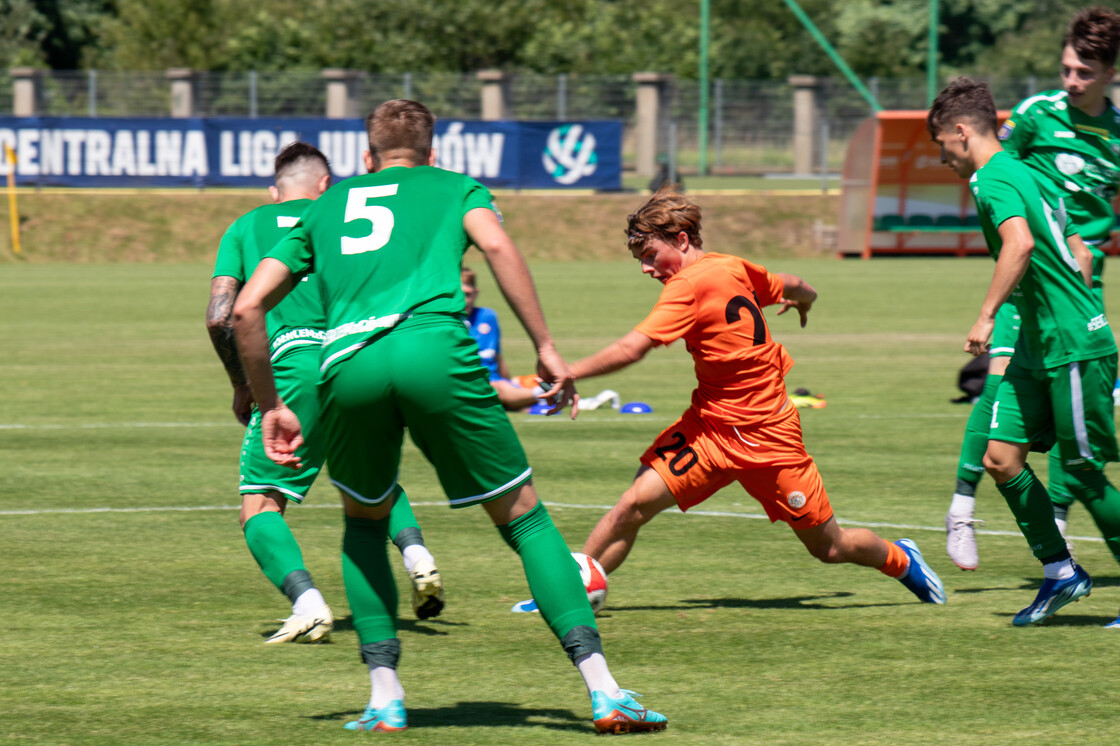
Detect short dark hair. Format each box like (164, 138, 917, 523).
(625, 183, 703, 252)
(1064, 7, 1120, 67)
(926, 77, 998, 140)
(274, 141, 330, 181)
(366, 100, 435, 166)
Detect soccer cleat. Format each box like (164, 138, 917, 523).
(591, 689, 667, 734)
(265, 608, 334, 644)
(895, 539, 947, 604)
(409, 558, 445, 620)
(343, 700, 408, 732)
(1012, 565, 1092, 627)
(1104, 611, 1120, 629)
(945, 512, 984, 570)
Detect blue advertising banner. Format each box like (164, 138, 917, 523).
(0, 117, 621, 190)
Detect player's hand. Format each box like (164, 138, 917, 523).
(964, 316, 995, 357)
(776, 297, 812, 328)
(231, 383, 254, 426)
(261, 405, 304, 469)
(536, 346, 579, 420)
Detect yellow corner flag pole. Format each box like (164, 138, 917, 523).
(5, 143, 20, 254)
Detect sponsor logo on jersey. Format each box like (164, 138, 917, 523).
(787, 491, 807, 509)
(998, 120, 1015, 140)
(1054, 130, 1076, 138)
(1087, 314, 1109, 332)
(1055, 152, 1086, 175)
(542, 124, 598, 185)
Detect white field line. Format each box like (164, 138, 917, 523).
(0, 499, 1104, 544)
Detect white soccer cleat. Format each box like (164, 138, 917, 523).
(945, 512, 983, 570)
(409, 557, 445, 620)
(265, 608, 334, 644)
(578, 390, 621, 411)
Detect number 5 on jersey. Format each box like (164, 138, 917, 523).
(342, 184, 399, 255)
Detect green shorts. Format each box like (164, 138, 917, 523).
(990, 354, 1119, 470)
(239, 346, 325, 503)
(989, 303, 1020, 358)
(319, 314, 532, 507)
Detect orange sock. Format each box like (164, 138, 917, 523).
(877, 541, 910, 579)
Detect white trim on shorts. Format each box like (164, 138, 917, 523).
(448, 467, 533, 507)
(1067, 362, 1094, 460)
(239, 484, 306, 503)
(331, 473, 399, 506)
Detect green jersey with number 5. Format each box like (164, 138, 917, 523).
(212, 199, 327, 362)
(267, 165, 496, 374)
(970, 150, 1115, 370)
(999, 90, 1120, 246)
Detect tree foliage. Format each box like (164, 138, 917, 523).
(0, 0, 1110, 81)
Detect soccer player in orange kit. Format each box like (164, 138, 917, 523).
(575, 186, 946, 605)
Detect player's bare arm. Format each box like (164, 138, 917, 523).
(231, 257, 304, 467)
(206, 275, 254, 424)
(1067, 233, 1094, 288)
(774, 273, 817, 328)
(966, 217, 1033, 356)
(570, 330, 656, 380)
(463, 206, 577, 414)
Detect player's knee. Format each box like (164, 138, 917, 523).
(804, 540, 842, 564)
(982, 450, 1018, 483)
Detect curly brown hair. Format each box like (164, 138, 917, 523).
(625, 184, 703, 252)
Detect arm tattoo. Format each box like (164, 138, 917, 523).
(206, 276, 246, 386)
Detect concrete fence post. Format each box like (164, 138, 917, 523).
(322, 69, 365, 119)
(789, 75, 823, 176)
(10, 67, 42, 116)
(633, 72, 673, 178)
(477, 70, 513, 120)
(167, 68, 198, 118)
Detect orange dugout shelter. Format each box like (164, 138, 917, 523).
(837, 109, 1120, 259)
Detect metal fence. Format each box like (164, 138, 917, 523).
(12, 70, 1064, 174)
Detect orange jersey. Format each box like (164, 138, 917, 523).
(633, 252, 793, 426)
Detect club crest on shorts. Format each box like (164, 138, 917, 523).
(787, 491, 807, 509)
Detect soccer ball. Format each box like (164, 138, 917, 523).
(572, 552, 608, 615)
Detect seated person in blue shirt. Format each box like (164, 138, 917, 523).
(462, 266, 545, 411)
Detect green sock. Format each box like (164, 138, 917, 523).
(1065, 469, 1120, 564)
(243, 510, 308, 596)
(342, 514, 398, 645)
(956, 374, 1000, 486)
(387, 487, 424, 550)
(497, 501, 596, 641)
(1047, 449, 1077, 508)
(995, 465, 1068, 560)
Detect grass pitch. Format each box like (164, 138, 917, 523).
(3, 258, 1120, 745)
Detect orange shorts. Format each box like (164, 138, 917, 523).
(639, 404, 833, 528)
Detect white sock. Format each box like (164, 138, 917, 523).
(401, 544, 434, 574)
(948, 494, 976, 517)
(575, 652, 621, 698)
(292, 588, 328, 617)
(1043, 558, 1076, 581)
(369, 665, 405, 709)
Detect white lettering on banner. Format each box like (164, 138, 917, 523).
(136, 131, 157, 176)
(433, 122, 505, 179)
(40, 130, 64, 174)
(219, 131, 239, 176)
(86, 130, 111, 175)
(181, 131, 208, 176)
(251, 130, 276, 176)
(222, 129, 299, 177)
(155, 131, 181, 176)
(112, 130, 137, 175)
(62, 131, 84, 173)
(17, 129, 39, 176)
(319, 131, 364, 178)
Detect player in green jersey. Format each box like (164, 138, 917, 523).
(929, 77, 1119, 626)
(230, 101, 667, 734)
(207, 142, 444, 645)
(945, 9, 1120, 587)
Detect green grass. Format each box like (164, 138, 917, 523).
(3, 259, 1120, 744)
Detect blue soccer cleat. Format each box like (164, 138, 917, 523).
(510, 598, 539, 613)
(343, 700, 407, 732)
(1012, 565, 1092, 627)
(895, 539, 947, 604)
(591, 689, 667, 734)
(1104, 613, 1120, 629)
